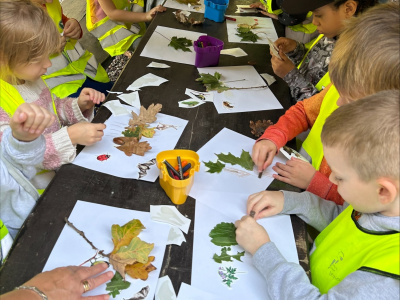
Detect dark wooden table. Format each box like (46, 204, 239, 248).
(0, 1, 309, 295)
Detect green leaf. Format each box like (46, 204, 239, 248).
(213, 247, 245, 263)
(106, 272, 131, 298)
(122, 127, 141, 137)
(181, 101, 200, 107)
(169, 36, 192, 52)
(196, 72, 229, 93)
(115, 237, 154, 264)
(111, 219, 145, 253)
(209, 222, 237, 246)
(216, 150, 254, 171)
(203, 160, 225, 173)
(236, 28, 260, 43)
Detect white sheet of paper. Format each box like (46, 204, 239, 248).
(127, 73, 168, 91)
(150, 205, 191, 234)
(189, 128, 287, 198)
(177, 282, 219, 300)
(260, 72, 276, 85)
(236, 4, 258, 13)
(191, 193, 298, 299)
(43, 201, 171, 299)
(117, 91, 141, 108)
(140, 26, 206, 65)
(197, 65, 282, 113)
(226, 16, 278, 44)
(167, 226, 186, 246)
(220, 48, 248, 57)
(102, 100, 131, 116)
(185, 88, 214, 102)
(106, 90, 123, 94)
(179, 99, 206, 108)
(164, 0, 205, 13)
(73, 105, 188, 180)
(147, 61, 171, 68)
(155, 275, 177, 300)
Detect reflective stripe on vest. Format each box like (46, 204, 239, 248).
(260, 0, 282, 14)
(43, 1, 109, 98)
(310, 205, 400, 293)
(298, 34, 324, 68)
(0, 220, 13, 265)
(86, 0, 146, 57)
(300, 85, 339, 169)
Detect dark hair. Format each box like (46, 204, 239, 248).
(332, 0, 379, 15)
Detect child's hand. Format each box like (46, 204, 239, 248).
(271, 50, 295, 78)
(235, 216, 270, 255)
(63, 19, 82, 40)
(274, 37, 297, 53)
(10, 103, 55, 142)
(145, 5, 166, 22)
(59, 36, 67, 52)
(249, 2, 265, 10)
(78, 88, 106, 112)
(272, 157, 316, 189)
(247, 191, 284, 220)
(252, 139, 277, 172)
(67, 122, 106, 146)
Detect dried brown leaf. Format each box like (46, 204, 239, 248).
(249, 120, 273, 137)
(116, 140, 152, 156)
(129, 104, 162, 126)
(125, 256, 156, 280)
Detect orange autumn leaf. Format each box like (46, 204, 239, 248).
(125, 256, 156, 280)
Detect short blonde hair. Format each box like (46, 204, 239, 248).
(321, 90, 399, 182)
(0, 0, 60, 83)
(329, 3, 400, 100)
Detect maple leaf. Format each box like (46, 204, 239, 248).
(209, 222, 238, 246)
(125, 256, 156, 280)
(196, 72, 229, 93)
(169, 36, 192, 52)
(216, 150, 254, 171)
(236, 28, 260, 43)
(116, 140, 152, 156)
(213, 247, 245, 263)
(249, 120, 273, 137)
(203, 160, 225, 173)
(129, 104, 162, 127)
(106, 272, 131, 298)
(111, 219, 145, 254)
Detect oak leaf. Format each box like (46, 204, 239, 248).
(129, 104, 162, 126)
(116, 140, 152, 156)
(216, 150, 254, 171)
(213, 247, 245, 263)
(125, 256, 156, 280)
(106, 271, 131, 297)
(203, 160, 225, 173)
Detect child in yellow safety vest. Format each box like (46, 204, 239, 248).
(0, 0, 106, 192)
(270, 0, 377, 102)
(236, 91, 399, 298)
(252, 3, 400, 205)
(86, 0, 166, 57)
(31, 0, 114, 99)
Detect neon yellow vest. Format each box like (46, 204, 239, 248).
(301, 85, 339, 170)
(42, 1, 109, 99)
(0, 79, 59, 195)
(86, 0, 146, 57)
(0, 220, 13, 265)
(260, 0, 317, 34)
(298, 34, 331, 91)
(310, 205, 400, 293)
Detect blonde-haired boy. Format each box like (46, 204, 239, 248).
(235, 90, 399, 298)
(252, 3, 400, 205)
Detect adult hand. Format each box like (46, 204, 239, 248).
(78, 88, 106, 112)
(24, 263, 113, 300)
(252, 139, 277, 172)
(67, 122, 106, 146)
(274, 37, 297, 53)
(247, 191, 284, 219)
(235, 216, 270, 255)
(145, 5, 166, 22)
(63, 19, 82, 40)
(249, 2, 265, 10)
(10, 103, 55, 142)
(271, 50, 295, 78)
(272, 157, 316, 189)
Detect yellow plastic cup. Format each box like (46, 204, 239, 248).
(156, 150, 200, 205)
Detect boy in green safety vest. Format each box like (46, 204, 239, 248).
(236, 91, 399, 297)
(252, 3, 399, 204)
(270, 0, 377, 102)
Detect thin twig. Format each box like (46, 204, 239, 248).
(64, 217, 99, 252)
(223, 79, 247, 83)
(154, 31, 171, 42)
(225, 85, 267, 91)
